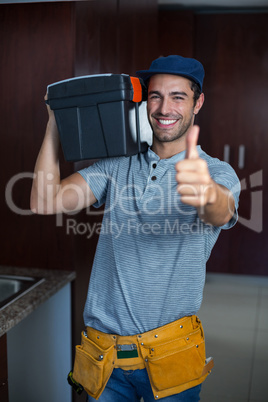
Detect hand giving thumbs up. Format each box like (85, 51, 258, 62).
(185, 124, 200, 160)
(175, 125, 216, 208)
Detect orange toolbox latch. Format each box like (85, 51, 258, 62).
(130, 77, 143, 103)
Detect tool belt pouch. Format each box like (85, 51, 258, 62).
(73, 331, 115, 400)
(139, 316, 212, 399)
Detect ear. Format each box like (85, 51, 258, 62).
(194, 92, 205, 115)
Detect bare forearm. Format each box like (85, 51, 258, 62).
(197, 182, 235, 227)
(30, 117, 61, 213)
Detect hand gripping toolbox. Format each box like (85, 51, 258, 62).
(46, 74, 152, 161)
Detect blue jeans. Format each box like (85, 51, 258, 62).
(87, 368, 202, 401)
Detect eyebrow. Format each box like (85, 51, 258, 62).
(148, 90, 188, 97)
(170, 91, 188, 97)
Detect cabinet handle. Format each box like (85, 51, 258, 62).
(238, 145, 245, 169)
(223, 144, 230, 163)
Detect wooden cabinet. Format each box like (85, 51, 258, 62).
(0, 335, 8, 402)
(7, 285, 72, 402)
(0, 3, 75, 270)
(195, 13, 268, 276)
(159, 10, 268, 275)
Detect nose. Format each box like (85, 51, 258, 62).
(158, 97, 171, 116)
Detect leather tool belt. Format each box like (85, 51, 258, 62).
(73, 315, 214, 400)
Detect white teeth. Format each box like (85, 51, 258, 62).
(159, 119, 177, 125)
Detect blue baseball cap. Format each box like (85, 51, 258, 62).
(136, 55, 205, 91)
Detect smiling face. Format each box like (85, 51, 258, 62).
(147, 74, 204, 149)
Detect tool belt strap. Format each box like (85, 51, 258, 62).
(73, 315, 214, 400)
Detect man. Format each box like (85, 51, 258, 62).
(31, 55, 240, 401)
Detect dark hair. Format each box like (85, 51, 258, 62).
(191, 81, 202, 106)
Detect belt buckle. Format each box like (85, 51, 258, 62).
(117, 344, 138, 359)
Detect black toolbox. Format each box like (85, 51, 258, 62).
(46, 74, 152, 161)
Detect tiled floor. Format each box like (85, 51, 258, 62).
(198, 273, 268, 402)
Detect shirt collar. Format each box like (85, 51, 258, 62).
(145, 146, 202, 164)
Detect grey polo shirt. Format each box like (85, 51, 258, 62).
(79, 146, 240, 336)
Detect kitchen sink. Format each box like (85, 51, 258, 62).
(0, 274, 45, 310)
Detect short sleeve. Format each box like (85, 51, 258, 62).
(78, 158, 119, 208)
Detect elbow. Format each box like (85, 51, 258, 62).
(30, 192, 48, 215)
(30, 183, 41, 214)
(30, 196, 57, 215)
(30, 197, 41, 215)
(30, 192, 38, 214)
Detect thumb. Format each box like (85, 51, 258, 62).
(185, 125, 200, 159)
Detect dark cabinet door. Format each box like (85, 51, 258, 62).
(195, 13, 268, 275)
(0, 335, 8, 402)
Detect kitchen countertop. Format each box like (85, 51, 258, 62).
(0, 266, 76, 337)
